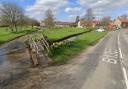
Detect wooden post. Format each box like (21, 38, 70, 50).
(27, 37, 39, 67)
(27, 32, 50, 67)
(31, 48, 39, 66)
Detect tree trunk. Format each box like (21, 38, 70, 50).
(9, 25, 14, 32)
(32, 24, 34, 29)
(14, 24, 18, 32)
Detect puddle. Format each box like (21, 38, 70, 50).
(0, 40, 30, 84)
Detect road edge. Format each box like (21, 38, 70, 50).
(117, 30, 128, 89)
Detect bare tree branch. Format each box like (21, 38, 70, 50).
(0, 2, 24, 32)
(44, 9, 55, 28)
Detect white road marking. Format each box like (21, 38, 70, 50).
(102, 58, 117, 64)
(104, 49, 118, 55)
(103, 54, 118, 59)
(105, 49, 118, 52)
(119, 48, 123, 59)
(118, 31, 128, 89)
(123, 67, 128, 89)
(102, 49, 118, 64)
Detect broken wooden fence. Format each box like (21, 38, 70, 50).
(27, 32, 50, 67)
(27, 29, 93, 67)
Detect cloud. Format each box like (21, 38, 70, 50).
(26, 0, 69, 20)
(65, 7, 81, 13)
(77, 0, 128, 18)
(25, 0, 128, 21)
(0, 4, 2, 14)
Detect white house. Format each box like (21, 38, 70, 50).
(78, 20, 100, 28)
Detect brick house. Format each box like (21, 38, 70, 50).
(40, 21, 71, 28)
(55, 21, 71, 27)
(115, 17, 128, 28)
(108, 22, 117, 30)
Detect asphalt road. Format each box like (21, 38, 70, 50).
(40, 29, 128, 89)
(0, 33, 40, 89)
(0, 29, 128, 89)
(79, 30, 125, 89)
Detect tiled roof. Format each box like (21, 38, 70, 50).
(118, 17, 128, 22)
(109, 22, 117, 25)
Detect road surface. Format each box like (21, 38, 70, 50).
(0, 29, 128, 89)
(0, 33, 42, 89)
(40, 29, 128, 89)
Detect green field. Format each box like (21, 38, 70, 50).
(50, 32, 107, 64)
(0, 27, 91, 44)
(43, 28, 89, 40)
(0, 27, 36, 44)
(0, 27, 107, 64)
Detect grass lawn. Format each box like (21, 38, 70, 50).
(50, 32, 107, 64)
(0, 27, 92, 45)
(0, 27, 36, 44)
(0, 26, 107, 64)
(43, 28, 90, 40)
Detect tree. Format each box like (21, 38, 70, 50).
(20, 15, 40, 29)
(75, 16, 80, 23)
(101, 16, 111, 27)
(70, 16, 80, 27)
(0, 2, 24, 32)
(85, 8, 95, 21)
(44, 9, 55, 28)
(28, 18, 40, 29)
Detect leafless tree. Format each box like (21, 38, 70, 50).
(28, 18, 40, 29)
(101, 16, 111, 27)
(44, 9, 55, 28)
(0, 2, 24, 32)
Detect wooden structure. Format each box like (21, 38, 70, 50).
(27, 32, 50, 67)
(27, 29, 93, 67)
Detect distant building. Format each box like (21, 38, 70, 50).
(115, 17, 128, 28)
(55, 21, 71, 28)
(78, 20, 100, 28)
(40, 21, 71, 28)
(40, 21, 46, 28)
(108, 22, 117, 30)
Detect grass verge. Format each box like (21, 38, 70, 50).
(50, 32, 107, 64)
(0, 27, 37, 44)
(43, 28, 89, 40)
